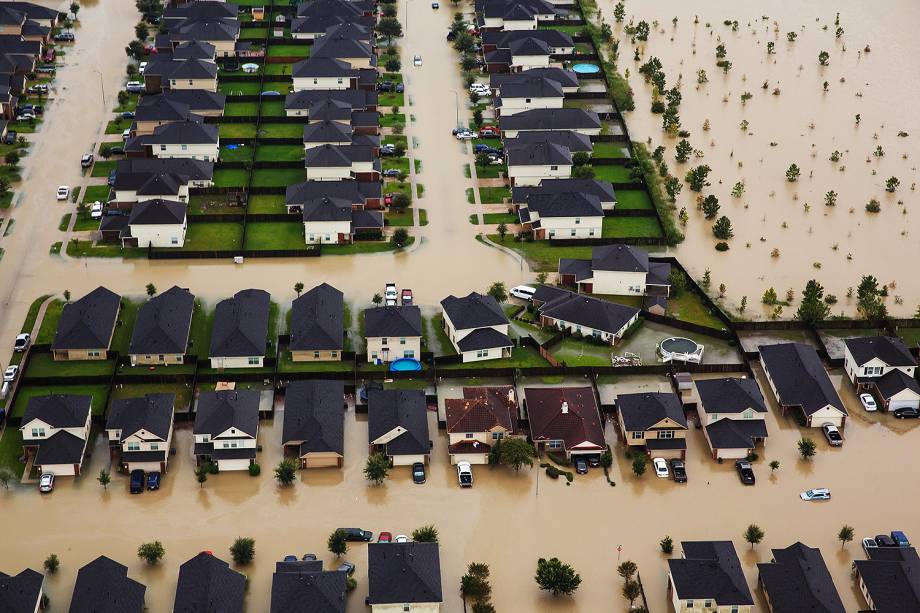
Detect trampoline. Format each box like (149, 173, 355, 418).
(658, 337, 704, 363)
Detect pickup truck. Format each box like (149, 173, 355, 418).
(384, 283, 398, 306)
(457, 461, 473, 487)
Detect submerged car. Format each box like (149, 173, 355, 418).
(56, 186, 69, 201)
(800, 488, 831, 501)
(652, 457, 669, 478)
(38, 473, 54, 493)
(413, 55, 422, 66)
(859, 393, 877, 412)
(822, 423, 843, 447)
(411, 462, 426, 484)
(339, 528, 373, 542)
(80, 154, 94, 168)
(893, 407, 920, 419)
(146, 472, 160, 490)
(670, 459, 687, 483)
(735, 460, 755, 485)
(875, 534, 897, 547)
(862, 537, 878, 556)
(129, 469, 145, 494)
(377, 532, 392, 543)
(574, 457, 588, 474)
(891, 530, 911, 547)
(457, 461, 473, 487)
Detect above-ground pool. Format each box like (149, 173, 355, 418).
(389, 358, 422, 372)
(658, 337, 705, 363)
(241, 63, 259, 73)
(572, 63, 601, 74)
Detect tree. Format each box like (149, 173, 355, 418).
(762, 287, 778, 305)
(796, 280, 830, 324)
(385, 57, 401, 72)
(744, 524, 765, 549)
(712, 216, 734, 240)
(660, 535, 674, 554)
(5, 151, 19, 168)
(498, 437, 535, 471)
(0, 467, 14, 489)
(364, 452, 390, 484)
(856, 275, 887, 320)
(145, 283, 156, 297)
(685, 165, 711, 192)
(294, 282, 304, 296)
(487, 281, 508, 303)
(798, 437, 817, 459)
(572, 151, 590, 166)
(97, 469, 110, 490)
(571, 164, 595, 179)
(274, 459, 297, 486)
(70, 2, 80, 18)
(838, 525, 855, 548)
(460, 562, 492, 603)
(372, 293, 383, 305)
(230, 537, 255, 565)
(701, 195, 720, 219)
(328, 529, 348, 558)
(472, 108, 484, 127)
(125, 40, 145, 60)
(412, 524, 439, 543)
(769, 460, 780, 472)
(631, 454, 647, 477)
(118, 90, 130, 107)
(137, 541, 165, 565)
(617, 560, 637, 581)
(613, 1, 625, 21)
(0, 177, 10, 199)
(195, 465, 208, 488)
(785, 163, 801, 182)
(665, 176, 682, 201)
(460, 54, 478, 72)
(535, 557, 581, 596)
(453, 32, 475, 54)
(391, 228, 409, 248)
(675, 139, 692, 163)
(623, 580, 642, 607)
(135, 22, 149, 41)
(382, 4, 397, 17)
(43, 554, 59, 574)
(818, 50, 830, 66)
(376, 17, 403, 45)
(886, 176, 900, 192)
(496, 222, 508, 240)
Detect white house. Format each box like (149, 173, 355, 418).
(496, 76, 564, 116)
(305, 143, 378, 182)
(558, 244, 672, 296)
(506, 141, 571, 187)
(517, 191, 603, 240)
(696, 378, 768, 460)
(538, 290, 640, 345)
(440, 292, 513, 363)
(20, 395, 93, 476)
(760, 343, 848, 428)
(843, 336, 920, 412)
(291, 57, 358, 91)
(193, 390, 260, 471)
(127, 199, 188, 248)
(106, 394, 175, 473)
(148, 120, 219, 161)
(364, 305, 422, 363)
(209, 289, 271, 369)
(367, 389, 430, 466)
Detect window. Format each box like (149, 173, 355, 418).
(631, 431, 644, 439)
(730, 607, 739, 613)
(743, 409, 753, 419)
(150, 443, 159, 451)
(710, 413, 719, 421)
(308, 234, 315, 241)
(400, 337, 406, 345)
(525, 98, 531, 103)
(404, 350, 415, 358)
(159, 145, 167, 151)
(492, 432, 504, 440)
(659, 430, 674, 439)
(336, 77, 343, 84)
(570, 229, 576, 236)
(548, 440, 563, 449)
(703, 601, 712, 608)
(381, 337, 388, 345)
(201, 435, 210, 442)
(686, 601, 693, 608)
(550, 165, 558, 170)
(126, 442, 140, 451)
(313, 78, 318, 84)
(88, 351, 100, 358)
(171, 236, 179, 245)
(325, 234, 331, 242)
(180, 144, 188, 151)
(548, 230, 555, 237)
(158, 355, 164, 361)
(465, 433, 474, 439)
(314, 351, 321, 359)
(403, 605, 410, 612)
(864, 366, 883, 376)
(476, 349, 488, 358)
(31, 428, 46, 437)
(248, 357, 260, 365)
(574, 217, 581, 224)
(331, 351, 338, 358)
(589, 229, 595, 236)
(187, 80, 192, 85)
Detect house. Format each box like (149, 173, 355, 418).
(0, 567, 43, 613)
(193, 390, 260, 471)
(301, 196, 383, 243)
(364, 305, 422, 363)
(133, 95, 203, 135)
(174, 552, 245, 613)
(304, 143, 379, 181)
(853, 545, 920, 612)
(478, 0, 556, 31)
(291, 57, 361, 91)
(513, 177, 617, 211)
(19, 394, 92, 477)
(71, 557, 146, 612)
(759, 343, 848, 427)
(440, 292, 513, 362)
(757, 542, 845, 613)
(483, 29, 574, 55)
(172, 40, 217, 61)
(3, 2, 60, 28)
(516, 191, 604, 239)
(368, 389, 430, 465)
(445, 386, 520, 464)
(166, 19, 240, 57)
(161, 88, 226, 117)
(292, 12, 374, 41)
(558, 244, 671, 296)
(285, 88, 378, 119)
(696, 378, 768, 460)
(843, 336, 920, 411)
(50, 286, 121, 361)
(282, 380, 345, 468)
(537, 289, 640, 344)
(490, 67, 578, 93)
(505, 140, 571, 186)
(498, 108, 601, 138)
(106, 394, 175, 473)
(143, 57, 218, 93)
(368, 542, 442, 612)
(113, 158, 214, 205)
(485, 35, 556, 73)
(311, 33, 374, 68)
(303, 121, 378, 148)
(616, 392, 688, 459)
(209, 289, 271, 369)
(271, 558, 346, 613)
(285, 178, 382, 212)
(289, 283, 344, 361)
(124, 198, 188, 248)
(668, 541, 754, 613)
(142, 120, 219, 161)
(524, 386, 605, 460)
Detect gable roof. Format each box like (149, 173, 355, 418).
(445, 386, 518, 434)
(364, 305, 422, 338)
(705, 418, 768, 450)
(282, 380, 344, 455)
(696, 378, 767, 415)
(285, 179, 380, 207)
(290, 283, 343, 352)
(173, 40, 217, 60)
(270, 566, 346, 613)
(209, 289, 270, 358)
(616, 392, 687, 431)
(70, 556, 146, 613)
(367, 389, 429, 456)
(854, 546, 920, 613)
(499, 108, 600, 132)
(440, 292, 508, 330)
(174, 552, 245, 613)
(147, 119, 218, 145)
(759, 343, 846, 416)
(538, 290, 639, 337)
(291, 56, 357, 78)
(506, 130, 592, 152)
(129, 199, 187, 227)
(521, 191, 603, 218)
(0, 568, 42, 613)
(311, 33, 373, 60)
(757, 542, 845, 613)
(591, 244, 649, 273)
(668, 541, 753, 606)
(33, 429, 87, 466)
(368, 542, 442, 605)
(303, 119, 352, 143)
(51, 286, 121, 351)
(106, 394, 175, 441)
(456, 327, 513, 352)
(490, 67, 578, 90)
(194, 390, 260, 438)
(22, 394, 91, 429)
(134, 95, 198, 122)
(162, 88, 226, 113)
(874, 368, 920, 399)
(285, 88, 377, 113)
(524, 386, 604, 449)
(845, 336, 917, 368)
(506, 141, 571, 166)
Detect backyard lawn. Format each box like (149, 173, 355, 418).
(243, 222, 304, 250)
(224, 101, 260, 116)
(251, 168, 304, 187)
(247, 194, 287, 213)
(218, 82, 262, 95)
(593, 164, 634, 182)
(259, 99, 286, 116)
(0, 427, 24, 477)
(219, 123, 258, 138)
(181, 222, 244, 250)
(110, 299, 141, 354)
(592, 142, 630, 158)
(601, 216, 663, 238)
(550, 337, 613, 367)
(255, 144, 304, 162)
(259, 123, 303, 138)
(615, 190, 654, 210)
(219, 144, 254, 162)
(267, 44, 310, 58)
(213, 168, 251, 188)
(23, 353, 116, 378)
(478, 186, 511, 204)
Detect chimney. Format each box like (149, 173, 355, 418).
(561, 401, 568, 414)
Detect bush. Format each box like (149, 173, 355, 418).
(545, 465, 560, 479)
(137, 541, 165, 565)
(547, 452, 571, 467)
(715, 241, 729, 251)
(346, 577, 357, 592)
(650, 100, 665, 113)
(43, 554, 59, 574)
(230, 537, 256, 565)
(248, 462, 260, 477)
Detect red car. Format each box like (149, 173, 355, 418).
(479, 126, 499, 137)
(383, 193, 394, 206)
(378, 532, 392, 543)
(401, 289, 413, 305)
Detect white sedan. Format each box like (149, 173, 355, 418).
(3, 364, 17, 382)
(454, 130, 475, 140)
(859, 393, 877, 412)
(56, 186, 69, 200)
(90, 201, 103, 219)
(39, 473, 54, 493)
(652, 457, 669, 478)
(800, 488, 831, 501)
(413, 55, 422, 66)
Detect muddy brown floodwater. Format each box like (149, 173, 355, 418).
(598, 0, 920, 318)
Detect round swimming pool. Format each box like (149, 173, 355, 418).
(572, 63, 601, 74)
(658, 337, 704, 363)
(389, 358, 422, 372)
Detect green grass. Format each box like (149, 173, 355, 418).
(479, 187, 511, 204)
(263, 81, 294, 93)
(466, 163, 504, 179)
(264, 63, 295, 76)
(259, 123, 303, 138)
(98, 142, 124, 157)
(90, 161, 116, 178)
(10, 384, 110, 417)
(430, 314, 456, 356)
(592, 142, 629, 158)
(50, 242, 62, 255)
(381, 72, 403, 84)
(601, 217, 663, 238)
(385, 181, 412, 202)
(380, 113, 405, 128)
(224, 101, 260, 116)
(465, 188, 475, 203)
(896, 327, 920, 349)
(551, 337, 614, 367)
(416, 185, 425, 199)
(259, 99, 285, 116)
(419, 209, 428, 225)
(219, 144, 254, 162)
(615, 190, 653, 211)
(251, 168, 304, 187)
(213, 168, 251, 188)
(379, 92, 404, 107)
(243, 222, 304, 249)
(482, 213, 516, 224)
(110, 299, 141, 354)
(8, 120, 38, 133)
(65, 240, 145, 259)
(387, 208, 415, 226)
(110, 383, 194, 411)
(36, 300, 63, 344)
(267, 44, 311, 58)
(383, 157, 409, 174)
(181, 222, 243, 250)
(0, 426, 24, 477)
(105, 118, 131, 134)
(219, 123, 258, 138)
(240, 27, 269, 40)
(592, 165, 634, 182)
(188, 301, 212, 358)
(58, 213, 71, 231)
(278, 353, 354, 373)
(382, 135, 407, 148)
(537, 23, 584, 35)
(23, 353, 116, 378)
(255, 144, 304, 161)
(667, 291, 727, 330)
(72, 210, 98, 231)
(323, 236, 414, 255)
(438, 346, 548, 369)
(114, 93, 139, 113)
(20, 295, 50, 335)
(218, 81, 262, 95)
(81, 185, 110, 204)
(247, 194, 287, 214)
(188, 195, 243, 216)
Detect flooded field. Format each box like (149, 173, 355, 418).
(599, 0, 920, 318)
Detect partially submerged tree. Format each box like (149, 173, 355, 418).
(364, 452, 390, 484)
(535, 557, 581, 596)
(328, 529, 347, 558)
(744, 524, 765, 549)
(412, 525, 439, 543)
(137, 541, 165, 565)
(796, 280, 830, 324)
(497, 437, 535, 471)
(230, 537, 255, 565)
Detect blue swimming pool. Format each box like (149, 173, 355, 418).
(572, 63, 601, 74)
(389, 358, 422, 372)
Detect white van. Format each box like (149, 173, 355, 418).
(509, 285, 536, 301)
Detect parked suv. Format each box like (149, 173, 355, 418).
(457, 461, 473, 487)
(735, 460, 755, 485)
(129, 470, 145, 494)
(339, 528, 373, 542)
(822, 423, 843, 447)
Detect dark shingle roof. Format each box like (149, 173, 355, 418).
(705, 418, 767, 450)
(760, 343, 846, 416)
(506, 130, 592, 152)
(440, 292, 507, 330)
(282, 380, 344, 454)
(874, 368, 920, 399)
(303, 120, 352, 143)
(591, 244, 649, 273)
(209, 289, 270, 358)
(499, 108, 600, 132)
(669, 541, 753, 606)
(364, 306, 422, 338)
(147, 120, 218, 145)
(616, 392, 687, 431)
(367, 389, 429, 456)
(285, 89, 376, 113)
(22, 394, 91, 429)
(173, 552, 245, 613)
(51, 286, 121, 351)
(500, 76, 563, 99)
(757, 542, 845, 613)
(135, 95, 198, 122)
(301, 196, 353, 222)
(194, 390, 260, 438)
(168, 58, 218, 80)
(285, 180, 380, 207)
(0, 568, 42, 613)
(445, 386, 517, 434)
(311, 33, 372, 60)
(506, 141, 571, 166)
(70, 556, 146, 613)
(524, 386, 604, 449)
(290, 283, 343, 352)
(522, 191, 603, 218)
(162, 89, 226, 113)
(368, 542, 442, 605)
(296, 0, 368, 19)
(456, 328, 512, 352)
(305, 143, 374, 166)
(270, 566, 346, 613)
(513, 178, 616, 205)
(696, 378, 766, 415)
(106, 394, 175, 442)
(173, 41, 216, 61)
(845, 336, 917, 368)
(538, 290, 639, 337)
(854, 547, 920, 613)
(291, 56, 357, 78)
(128, 199, 187, 226)
(490, 67, 578, 90)
(33, 430, 87, 466)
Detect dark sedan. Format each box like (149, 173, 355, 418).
(670, 459, 687, 483)
(339, 528, 373, 542)
(412, 462, 426, 484)
(735, 460, 755, 485)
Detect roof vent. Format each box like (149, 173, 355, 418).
(561, 401, 568, 414)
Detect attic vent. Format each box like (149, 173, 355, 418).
(507, 389, 514, 402)
(561, 401, 568, 414)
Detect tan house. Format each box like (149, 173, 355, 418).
(20, 394, 93, 476)
(368, 542, 442, 612)
(106, 394, 175, 473)
(289, 283, 344, 361)
(696, 378, 768, 460)
(50, 287, 121, 361)
(364, 305, 422, 363)
(368, 389, 430, 466)
(668, 541, 754, 613)
(760, 343, 848, 428)
(282, 380, 344, 468)
(615, 392, 688, 459)
(128, 285, 194, 366)
(757, 542, 845, 613)
(445, 386, 521, 464)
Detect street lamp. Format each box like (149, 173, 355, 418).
(92, 68, 105, 109)
(451, 90, 460, 128)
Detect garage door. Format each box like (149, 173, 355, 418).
(889, 398, 919, 412)
(305, 455, 340, 468)
(217, 459, 252, 472)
